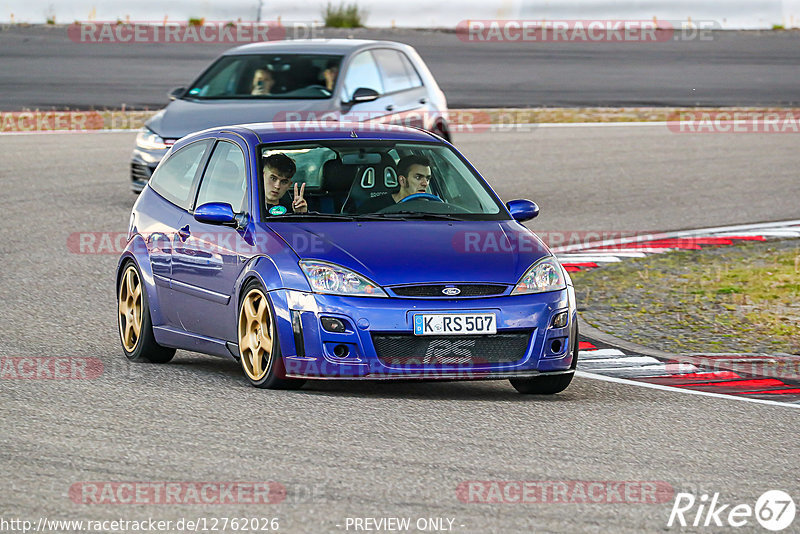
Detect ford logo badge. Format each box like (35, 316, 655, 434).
(442, 287, 461, 296)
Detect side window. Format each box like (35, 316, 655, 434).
(195, 141, 248, 213)
(372, 49, 416, 93)
(397, 52, 423, 88)
(149, 140, 209, 209)
(343, 51, 384, 101)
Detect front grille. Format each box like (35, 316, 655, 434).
(390, 284, 508, 298)
(131, 163, 152, 182)
(373, 331, 531, 366)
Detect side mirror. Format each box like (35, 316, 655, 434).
(168, 86, 187, 101)
(506, 199, 539, 222)
(350, 87, 380, 104)
(194, 202, 236, 225)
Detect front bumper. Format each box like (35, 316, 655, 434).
(269, 289, 576, 380)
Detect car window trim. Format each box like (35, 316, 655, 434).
(255, 139, 511, 222)
(184, 53, 344, 101)
(369, 48, 425, 96)
(191, 138, 250, 214)
(148, 138, 213, 212)
(342, 49, 386, 101)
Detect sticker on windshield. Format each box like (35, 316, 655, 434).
(269, 205, 287, 215)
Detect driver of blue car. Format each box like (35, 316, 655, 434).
(358, 155, 432, 213)
(263, 153, 308, 215)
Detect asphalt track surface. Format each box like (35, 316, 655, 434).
(0, 127, 798, 532)
(1, 26, 800, 109)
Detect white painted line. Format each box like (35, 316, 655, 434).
(578, 349, 627, 357)
(552, 219, 800, 254)
(0, 129, 135, 136)
(455, 122, 669, 131)
(579, 248, 670, 254)
(558, 256, 626, 262)
(533, 122, 669, 129)
(582, 364, 700, 374)
(576, 371, 800, 409)
(563, 252, 648, 258)
(581, 356, 664, 365)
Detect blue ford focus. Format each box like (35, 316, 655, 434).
(117, 123, 578, 394)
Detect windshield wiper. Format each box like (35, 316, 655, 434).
(364, 211, 468, 221)
(268, 211, 356, 221)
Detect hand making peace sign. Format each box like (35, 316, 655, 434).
(292, 182, 308, 213)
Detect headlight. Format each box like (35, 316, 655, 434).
(135, 128, 168, 150)
(512, 256, 566, 295)
(299, 261, 387, 297)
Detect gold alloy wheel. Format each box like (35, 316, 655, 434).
(118, 265, 143, 352)
(238, 288, 274, 381)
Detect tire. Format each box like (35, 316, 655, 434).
(509, 322, 579, 394)
(117, 261, 176, 363)
(237, 279, 305, 390)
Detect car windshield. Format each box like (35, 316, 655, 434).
(259, 141, 507, 221)
(185, 54, 342, 100)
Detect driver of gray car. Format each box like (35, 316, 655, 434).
(357, 155, 433, 213)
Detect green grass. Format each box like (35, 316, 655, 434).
(322, 2, 367, 28)
(571, 240, 800, 354)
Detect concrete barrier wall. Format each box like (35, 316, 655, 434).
(5, 0, 800, 29)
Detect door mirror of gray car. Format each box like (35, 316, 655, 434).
(350, 87, 380, 104)
(168, 87, 187, 101)
(506, 199, 540, 222)
(194, 202, 236, 225)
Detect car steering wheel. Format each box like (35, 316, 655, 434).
(399, 193, 443, 203)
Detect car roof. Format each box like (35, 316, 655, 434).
(243, 122, 440, 144)
(179, 122, 441, 146)
(223, 39, 406, 56)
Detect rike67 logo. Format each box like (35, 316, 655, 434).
(668, 490, 795, 531)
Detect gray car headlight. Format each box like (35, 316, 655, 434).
(135, 127, 168, 150)
(512, 256, 567, 295)
(299, 260, 387, 297)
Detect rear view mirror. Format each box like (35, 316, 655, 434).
(506, 199, 540, 222)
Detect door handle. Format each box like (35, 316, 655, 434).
(385, 105, 394, 111)
(178, 225, 190, 241)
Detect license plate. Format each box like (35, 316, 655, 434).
(413, 313, 496, 336)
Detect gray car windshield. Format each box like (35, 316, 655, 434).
(259, 141, 507, 221)
(186, 54, 342, 100)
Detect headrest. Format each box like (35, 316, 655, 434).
(322, 159, 357, 192)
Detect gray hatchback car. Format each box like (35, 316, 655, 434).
(130, 39, 451, 192)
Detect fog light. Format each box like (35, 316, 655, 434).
(333, 344, 350, 358)
(551, 311, 568, 328)
(321, 317, 346, 333)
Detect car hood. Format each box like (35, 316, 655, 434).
(147, 98, 333, 139)
(267, 220, 551, 287)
